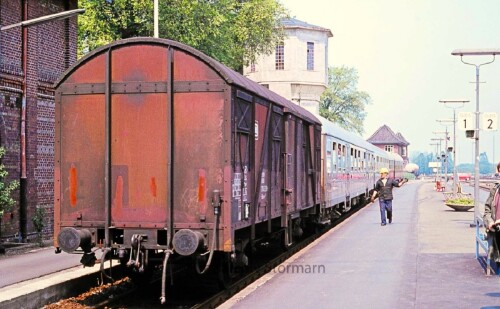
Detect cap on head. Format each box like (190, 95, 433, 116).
(380, 167, 389, 174)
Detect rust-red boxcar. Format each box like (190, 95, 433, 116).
(54, 38, 321, 281)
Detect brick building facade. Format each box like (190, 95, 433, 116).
(0, 0, 77, 241)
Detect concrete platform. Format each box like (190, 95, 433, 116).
(0, 247, 112, 309)
(220, 180, 500, 309)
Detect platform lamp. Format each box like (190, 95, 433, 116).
(452, 49, 500, 227)
(430, 142, 440, 180)
(431, 138, 444, 181)
(438, 100, 469, 194)
(1, 8, 85, 242)
(433, 128, 450, 183)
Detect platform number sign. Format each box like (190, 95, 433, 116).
(458, 112, 474, 131)
(482, 112, 497, 131)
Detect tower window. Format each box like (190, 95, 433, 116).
(307, 42, 314, 71)
(275, 44, 284, 70)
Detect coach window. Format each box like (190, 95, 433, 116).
(356, 149, 360, 171)
(337, 143, 342, 171)
(361, 151, 365, 171)
(339, 144, 345, 172)
(326, 140, 332, 175)
(332, 142, 337, 171)
(350, 148, 353, 171)
(343, 145, 347, 172)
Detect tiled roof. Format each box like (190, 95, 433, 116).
(367, 125, 410, 146)
(396, 132, 410, 145)
(281, 18, 333, 37)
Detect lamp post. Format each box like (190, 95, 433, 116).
(430, 142, 440, 180)
(154, 0, 159, 38)
(433, 128, 450, 183)
(439, 100, 469, 193)
(431, 137, 444, 155)
(431, 138, 444, 175)
(1, 8, 85, 242)
(452, 49, 500, 226)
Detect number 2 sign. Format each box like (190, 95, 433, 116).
(482, 112, 498, 131)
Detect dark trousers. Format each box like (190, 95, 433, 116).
(379, 199, 393, 224)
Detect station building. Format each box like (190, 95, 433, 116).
(367, 124, 410, 165)
(0, 0, 78, 241)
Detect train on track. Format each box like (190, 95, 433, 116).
(53, 38, 403, 301)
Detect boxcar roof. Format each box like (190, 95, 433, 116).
(55, 37, 320, 126)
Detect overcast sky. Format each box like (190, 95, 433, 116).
(281, 0, 500, 165)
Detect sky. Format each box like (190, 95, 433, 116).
(281, 0, 500, 165)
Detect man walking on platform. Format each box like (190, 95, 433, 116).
(370, 168, 408, 226)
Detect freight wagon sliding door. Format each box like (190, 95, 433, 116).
(171, 92, 224, 225)
(171, 49, 226, 231)
(58, 94, 105, 224)
(110, 45, 168, 225)
(57, 52, 108, 230)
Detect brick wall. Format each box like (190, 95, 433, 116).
(0, 0, 77, 241)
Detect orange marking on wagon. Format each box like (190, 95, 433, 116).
(114, 176, 124, 211)
(150, 177, 157, 197)
(198, 170, 206, 202)
(69, 164, 77, 207)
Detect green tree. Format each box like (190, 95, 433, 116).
(78, 0, 288, 71)
(319, 66, 371, 134)
(0, 147, 19, 217)
(78, 0, 154, 58)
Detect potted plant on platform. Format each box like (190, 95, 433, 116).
(444, 197, 474, 211)
(442, 182, 474, 211)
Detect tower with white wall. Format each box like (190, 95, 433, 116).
(244, 18, 333, 115)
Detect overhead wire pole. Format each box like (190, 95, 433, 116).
(431, 137, 444, 175)
(439, 100, 469, 193)
(452, 49, 500, 227)
(433, 128, 450, 185)
(430, 142, 440, 181)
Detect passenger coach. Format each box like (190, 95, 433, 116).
(318, 116, 404, 220)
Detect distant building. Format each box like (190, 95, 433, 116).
(367, 125, 410, 165)
(243, 18, 332, 115)
(0, 0, 78, 241)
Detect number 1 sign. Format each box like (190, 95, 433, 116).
(458, 112, 474, 131)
